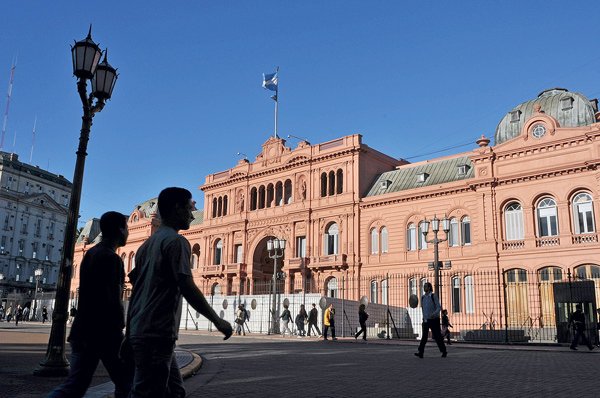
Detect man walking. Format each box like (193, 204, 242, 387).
(126, 187, 232, 398)
(307, 303, 321, 337)
(569, 304, 594, 351)
(323, 303, 337, 341)
(48, 211, 133, 397)
(415, 282, 447, 358)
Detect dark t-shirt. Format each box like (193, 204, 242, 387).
(127, 226, 192, 340)
(69, 243, 125, 343)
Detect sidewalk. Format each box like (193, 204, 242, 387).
(0, 322, 202, 398)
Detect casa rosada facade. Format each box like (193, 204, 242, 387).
(71, 88, 600, 318)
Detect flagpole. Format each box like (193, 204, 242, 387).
(274, 66, 279, 139)
(274, 95, 278, 139)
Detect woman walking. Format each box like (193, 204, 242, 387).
(295, 304, 308, 337)
(354, 304, 369, 341)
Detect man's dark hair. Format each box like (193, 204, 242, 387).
(158, 187, 192, 219)
(99, 211, 127, 239)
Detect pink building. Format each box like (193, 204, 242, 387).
(72, 88, 600, 339)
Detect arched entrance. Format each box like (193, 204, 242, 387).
(251, 236, 286, 294)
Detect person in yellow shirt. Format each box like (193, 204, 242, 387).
(323, 303, 337, 341)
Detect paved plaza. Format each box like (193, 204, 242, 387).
(0, 323, 598, 397)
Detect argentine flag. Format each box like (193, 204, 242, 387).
(262, 71, 278, 92)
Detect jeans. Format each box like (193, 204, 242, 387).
(128, 337, 184, 398)
(323, 322, 336, 339)
(48, 336, 132, 398)
(418, 318, 447, 354)
(571, 329, 593, 349)
(281, 320, 292, 336)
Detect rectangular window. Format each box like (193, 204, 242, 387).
(46, 244, 53, 261)
(35, 219, 42, 237)
(407, 227, 417, 251)
(18, 239, 24, 255)
(21, 217, 28, 234)
(506, 211, 524, 240)
(461, 219, 471, 245)
(465, 276, 474, 314)
(3, 215, 9, 231)
(48, 221, 55, 240)
(234, 244, 243, 263)
(452, 278, 461, 313)
(32, 242, 38, 259)
(296, 236, 306, 257)
(449, 220, 459, 247)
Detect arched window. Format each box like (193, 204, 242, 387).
(381, 278, 388, 305)
(407, 223, 417, 251)
(381, 227, 388, 253)
(370, 228, 378, 254)
(336, 169, 343, 194)
(575, 264, 600, 280)
(370, 280, 378, 304)
(129, 252, 136, 272)
(327, 277, 338, 298)
(214, 239, 223, 265)
(328, 171, 335, 196)
(537, 197, 558, 237)
(448, 218, 459, 247)
(250, 187, 257, 211)
(572, 192, 595, 234)
(258, 186, 266, 209)
(461, 216, 471, 245)
(266, 184, 274, 208)
(320, 173, 327, 197)
(217, 197, 223, 217)
(505, 202, 524, 240)
(275, 182, 283, 206)
(451, 276, 461, 313)
(408, 277, 417, 301)
(419, 278, 428, 296)
(211, 283, 221, 296)
(324, 223, 339, 255)
(191, 244, 201, 269)
(212, 198, 217, 218)
(464, 275, 474, 314)
(223, 196, 228, 216)
(418, 222, 428, 250)
(504, 268, 529, 326)
(284, 179, 293, 204)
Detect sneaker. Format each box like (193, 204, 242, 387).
(441, 352, 447, 358)
(414, 352, 423, 358)
(332, 337, 338, 341)
(570, 347, 577, 351)
(589, 346, 595, 351)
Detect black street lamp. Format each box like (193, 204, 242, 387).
(421, 215, 450, 306)
(35, 27, 117, 376)
(266, 238, 285, 335)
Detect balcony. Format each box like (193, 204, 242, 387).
(502, 240, 525, 251)
(310, 253, 348, 271)
(224, 263, 247, 276)
(200, 264, 224, 278)
(287, 257, 310, 271)
(535, 236, 560, 247)
(572, 233, 598, 245)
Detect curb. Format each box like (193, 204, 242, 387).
(180, 351, 203, 379)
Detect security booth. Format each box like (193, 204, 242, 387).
(553, 280, 598, 344)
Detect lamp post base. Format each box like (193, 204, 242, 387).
(34, 357, 70, 377)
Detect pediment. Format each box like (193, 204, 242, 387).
(255, 137, 291, 165)
(21, 193, 66, 212)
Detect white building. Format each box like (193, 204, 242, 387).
(0, 152, 72, 308)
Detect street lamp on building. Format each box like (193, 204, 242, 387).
(421, 215, 451, 306)
(267, 238, 286, 335)
(32, 268, 43, 321)
(0, 273, 4, 302)
(35, 27, 118, 376)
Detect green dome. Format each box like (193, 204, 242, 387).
(495, 88, 598, 145)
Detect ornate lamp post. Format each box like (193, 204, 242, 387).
(421, 215, 451, 306)
(267, 238, 286, 335)
(32, 268, 43, 321)
(35, 27, 117, 376)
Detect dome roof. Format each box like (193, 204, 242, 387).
(495, 88, 598, 145)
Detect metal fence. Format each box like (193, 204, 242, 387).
(183, 268, 599, 345)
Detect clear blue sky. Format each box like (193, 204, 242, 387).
(1, 1, 599, 225)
